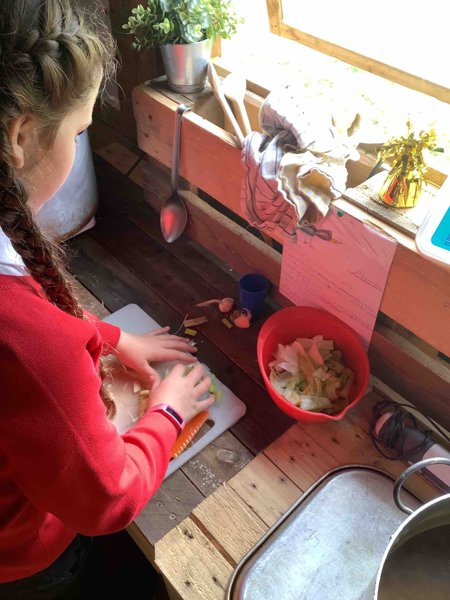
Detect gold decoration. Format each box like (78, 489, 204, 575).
(378, 121, 443, 209)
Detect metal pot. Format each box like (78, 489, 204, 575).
(160, 38, 212, 93)
(364, 457, 450, 600)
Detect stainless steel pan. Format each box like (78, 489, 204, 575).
(365, 457, 450, 600)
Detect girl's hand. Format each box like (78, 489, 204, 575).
(115, 327, 197, 385)
(148, 363, 215, 423)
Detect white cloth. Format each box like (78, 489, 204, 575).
(241, 84, 360, 242)
(0, 227, 28, 276)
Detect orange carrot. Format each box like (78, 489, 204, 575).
(171, 411, 210, 459)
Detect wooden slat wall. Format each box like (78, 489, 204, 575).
(133, 84, 450, 360)
(134, 88, 242, 208)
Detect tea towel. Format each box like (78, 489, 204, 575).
(241, 84, 360, 242)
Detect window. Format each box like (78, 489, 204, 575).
(266, 0, 450, 104)
(220, 1, 450, 175)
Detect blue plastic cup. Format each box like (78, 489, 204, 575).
(239, 273, 269, 319)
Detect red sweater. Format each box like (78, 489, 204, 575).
(0, 275, 177, 583)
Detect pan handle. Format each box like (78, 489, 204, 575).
(394, 457, 450, 514)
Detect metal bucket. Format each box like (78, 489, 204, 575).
(364, 457, 450, 600)
(160, 38, 212, 93)
(36, 130, 97, 241)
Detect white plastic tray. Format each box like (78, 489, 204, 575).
(103, 304, 247, 478)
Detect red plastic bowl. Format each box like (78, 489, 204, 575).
(257, 306, 370, 423)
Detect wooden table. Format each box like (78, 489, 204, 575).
(69, 156, 441, 599)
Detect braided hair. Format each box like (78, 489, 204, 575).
(0, 0, 116, 417)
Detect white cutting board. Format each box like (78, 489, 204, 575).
(103, 304, 246, 478)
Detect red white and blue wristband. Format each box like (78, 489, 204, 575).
(148, 403, 185, 435)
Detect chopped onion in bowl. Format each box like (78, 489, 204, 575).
(268, 335, 354, 415)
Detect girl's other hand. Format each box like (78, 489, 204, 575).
(148, 363, 215, 423)
(115, 327, 197, 384)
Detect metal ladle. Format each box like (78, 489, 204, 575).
(160, 104, 190, 243)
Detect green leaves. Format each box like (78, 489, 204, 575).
(122, 0, 242, 49)
(182, 22, 204, 43)
(158, 18, 174, 35)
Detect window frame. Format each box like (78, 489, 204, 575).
(265, 0, 450, 105)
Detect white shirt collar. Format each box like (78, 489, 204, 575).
(0, 227, 28, 276)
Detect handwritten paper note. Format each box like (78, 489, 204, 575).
(280, 208, 397, 349)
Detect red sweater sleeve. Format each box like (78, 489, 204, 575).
(0, 290, 177, 536)
(82, 309, 121, 354)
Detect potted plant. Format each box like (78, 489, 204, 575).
(123, 0, 241, 92)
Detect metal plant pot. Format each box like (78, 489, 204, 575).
(160, 38, 212, 93)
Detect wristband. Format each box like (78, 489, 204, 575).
(148, 403, 186, 434)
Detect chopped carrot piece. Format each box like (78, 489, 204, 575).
(171, 411, 209, 458)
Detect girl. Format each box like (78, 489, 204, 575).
(0, 1, 214, 597)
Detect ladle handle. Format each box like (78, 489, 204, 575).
(171, 104, 190, 191)
(394, 457, 450, 514)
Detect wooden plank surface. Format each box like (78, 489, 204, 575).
(94, 157, 241, 299)
(344, 172, 437, 238)
(263, 425, 339, 491)
(133, 84, 244, 218)
(94, 142, 140, 175)
(191, 484, 267, 563)
(155, 518, 233, 600)
(227, 453, 302, 527)
(142, 183, 286, 304)
(180, 430, 254, 497)
(134, 468, 204, 550)
(72, 278, 110, 319)
(378, 242, 450, 358)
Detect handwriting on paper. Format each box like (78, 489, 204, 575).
(280, 208, 397, 349)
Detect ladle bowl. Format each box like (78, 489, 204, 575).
(160, 104, 190, 243)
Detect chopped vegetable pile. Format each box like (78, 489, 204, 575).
(268, 336, 354, 415)
(133, 366, 222, 421)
